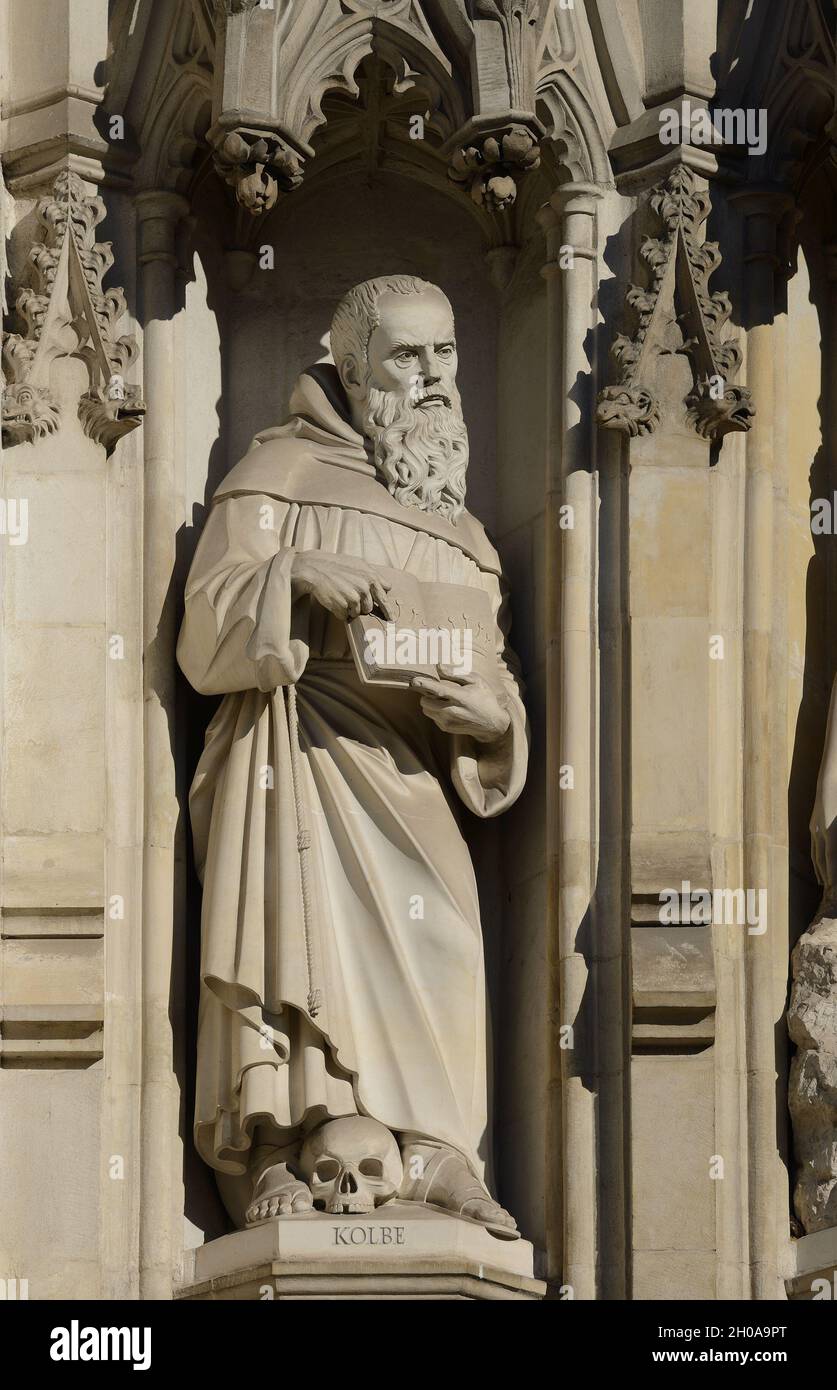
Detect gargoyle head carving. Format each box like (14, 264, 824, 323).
(596, 383, 661, 438)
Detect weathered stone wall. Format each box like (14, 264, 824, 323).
(2, 0, 837, 1303)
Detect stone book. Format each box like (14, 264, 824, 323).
(346, 567, 495, 688)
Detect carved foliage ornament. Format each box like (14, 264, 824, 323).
(2, 171, 144, 450)
(597, 165, 754, 443)
(211, 127, 305, 216)
(449, 124, 540, 213)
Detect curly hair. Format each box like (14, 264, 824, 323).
(329, 275, 451, 374)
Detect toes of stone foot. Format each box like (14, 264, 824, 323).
(463, 1200, 493, 1222)
(465, 1199, 515, 1228)
(291, 1190, 312, 1212)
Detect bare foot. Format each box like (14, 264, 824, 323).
(400, 1142, 519, 1239)
(245, 1162, 313, 1225)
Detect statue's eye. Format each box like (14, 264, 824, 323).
(359, 1158, 384, 1178)
(438, 345, 454, 358)
(394, 351, 415, 367)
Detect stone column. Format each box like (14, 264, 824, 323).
(730, 185, 793, 1300)
(538, 183, 614, 1300)
(135, 189, 188, 1300)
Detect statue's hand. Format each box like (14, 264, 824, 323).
(412, 666, 510, 743)
(810, 775, 837, 896)
(291, 550, 395, 621)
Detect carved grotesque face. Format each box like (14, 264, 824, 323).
(299, 1116, 403, 1215)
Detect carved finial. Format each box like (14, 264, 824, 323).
(596, 164, 753, 443)
(2, 170, 144, 451)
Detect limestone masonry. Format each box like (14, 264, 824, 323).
(1, 0, 836, 1304)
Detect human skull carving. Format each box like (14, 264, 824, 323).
(300, 1116, 402, 1215)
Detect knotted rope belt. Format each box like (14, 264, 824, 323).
(284, 681, 323, 1018)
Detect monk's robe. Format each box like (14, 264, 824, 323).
(177, 365, 528, 1184)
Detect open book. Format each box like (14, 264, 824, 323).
(346, 567, 497, 689)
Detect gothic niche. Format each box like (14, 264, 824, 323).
(171, 0, 557, 1270)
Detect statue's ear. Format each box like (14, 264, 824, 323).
(338, 353, 365, 403)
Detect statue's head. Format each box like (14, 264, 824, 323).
(330, 275, 468, 523)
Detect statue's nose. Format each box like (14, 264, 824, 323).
(338, 1169, 358, 1194)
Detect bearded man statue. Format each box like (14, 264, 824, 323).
(178, 275, 528, 1238)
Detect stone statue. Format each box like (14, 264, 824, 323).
(178, 276, 528, 1238)
(792, 682, 837, 1231)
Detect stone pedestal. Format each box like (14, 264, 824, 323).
(177, 1203, 545, 1301)
(785, 1226, 837, 1300)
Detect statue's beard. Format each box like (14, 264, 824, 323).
(361, 383, 469, 523)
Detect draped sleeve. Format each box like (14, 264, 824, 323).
(177, 493, 309, 695)
(450, 572, 529, 819)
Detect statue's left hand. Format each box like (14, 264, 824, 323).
(411, 667, 510, 743)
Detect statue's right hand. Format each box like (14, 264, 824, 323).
(290, 550, 395, 622)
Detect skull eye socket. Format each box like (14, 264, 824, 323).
(359, 1157, 385, 1179)
(314, 1158, 340, 1182)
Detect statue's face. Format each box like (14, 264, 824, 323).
(337, 282, 469, 523)
(364, 288, 458, 410)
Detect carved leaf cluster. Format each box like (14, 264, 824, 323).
(2, 170, 144, 450)
(212, 128, 305, 215)
(449, 124, 540, 213)
(597, 164, 753, 444)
